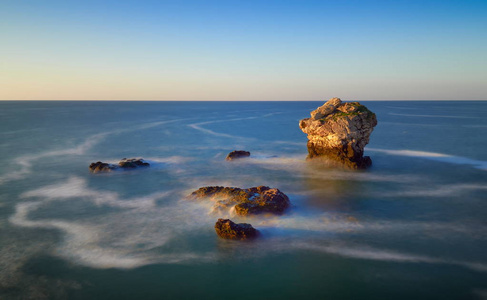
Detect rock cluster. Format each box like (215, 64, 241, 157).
(214, 218, 258, 240)
(89, 158, 150, 173)
(190, 185, 290, 216)
(299, 97, 377, 169)
(226, 150, 251, 161)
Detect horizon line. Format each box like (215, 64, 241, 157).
(1, 99, 486, 102)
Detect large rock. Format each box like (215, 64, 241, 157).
(214, 218, 258, 240)
(299, 98, 377, 169)
(89, 158, 150, 173)
(226, 150, 251, 161)
(189, 186, 290, 216)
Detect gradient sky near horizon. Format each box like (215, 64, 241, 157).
(1, 0, 486, 100)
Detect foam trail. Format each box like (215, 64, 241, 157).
(382, 183, 487, 197)
(389, 112, 478, 119)
(301, 169, 418, 183)
(0, 119, 185, 185)
(261, 215, 487, 240)
(367, 148, 487, 170)
(379, 121, 442, 127)
(188, 124, 247, 139)
(11, 177, 217, 269)
(21, 177, 164, 209)
(384, 106, 419, 110)
(10, 201, 152, 269)
(10, 178, 487, 271)
(187, 112, 279, 140)
(132, 118, 187, 130)
(272, 141, 304, 146)
(472, 289, 487, 300)
(301, 243, 445, 262)
(188, 116, 259, 140)
(145, 156, 193, 164)
(262, 112, 283, 117)
(244, 154, 418, 183)
(0, 132, 109, 185)
(295, 243, 487, 272)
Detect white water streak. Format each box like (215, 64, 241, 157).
(367, 148, 487, 170)
(389, 112, 478, 119)
(244, 154, 418, 183)
(11, 177, 214, 269)
(9, 177, 487, 271)
(0, 132, 108, 185)
(188, 116, 258, 140)
(0, 119, 183, 185)
(188, 124, 245, 139)
(20, 177, 163, 209)
(383, 183, 487, 197)
(187, 112, 282, 140)
(296, 243, 487, 272)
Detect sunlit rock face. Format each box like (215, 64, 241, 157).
(189, 186, 290, 216)
(214, 219, 258, 240)
(299, 98, 377, 169)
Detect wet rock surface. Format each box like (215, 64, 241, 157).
(299, 97, 377, 169)
(190, 185, 290, 216)
(118, 158, 150, 168)
(88, 161, 117, 173)
(225, 150, 251, 161)
(214, 218, 258, 240)
(89, 158, 150, 173)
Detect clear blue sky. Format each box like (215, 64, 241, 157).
(1, 0, 486, 100)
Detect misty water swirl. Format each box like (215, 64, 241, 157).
(0, 101, 486, 299)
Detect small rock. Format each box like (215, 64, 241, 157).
(89, 158, 150, 173)
(214, 218, 258, 240)
(226, 150, 251, 161)
(118, 158, 150, 169)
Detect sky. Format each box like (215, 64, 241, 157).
(1, 0, 486, 100)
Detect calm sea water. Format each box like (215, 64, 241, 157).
(0, 101, 486, 300)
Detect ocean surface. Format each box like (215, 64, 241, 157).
(0, 100, 486, 300)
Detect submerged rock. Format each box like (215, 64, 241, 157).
(214, 218, 258, 240)
(89, 158, 150, 173)
(226, 150, 251, 161)
(299, 97, 377, 169)
(118, 158, 150, 168)
(190, 186, 290, 216)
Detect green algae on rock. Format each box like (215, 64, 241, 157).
(299, 97, 377, 169)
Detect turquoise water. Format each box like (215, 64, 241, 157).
(0, 101, 486, 299)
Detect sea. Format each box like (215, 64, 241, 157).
(0, 100, 486, 300)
